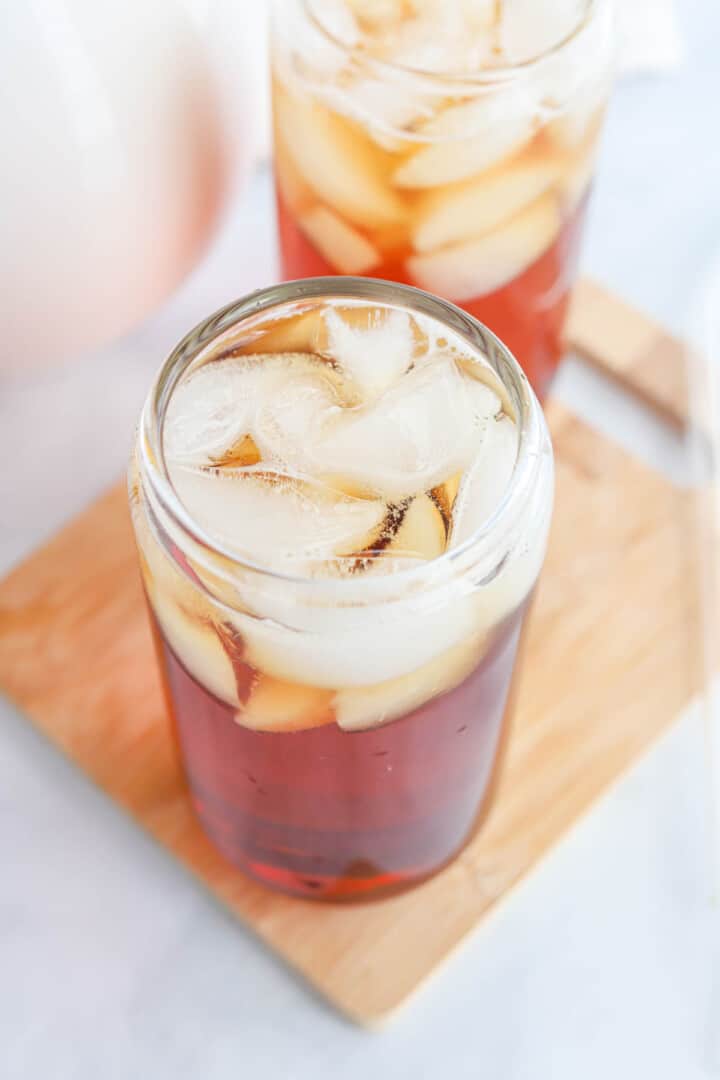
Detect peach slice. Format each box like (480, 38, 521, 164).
(431, 472, 462, 529)
(169, 465, 388, 569)
(164, 350, 358, 471)
(411, 153, 561, 253)
(237, 674, 334, 733)
(392, 93, 536, 189)
(151, 592, 240, 708)
(210, 434, 261, 469)
(388, 494, 446, 560)
(235, 309, 328, 357)
(335, 631, 485, 731)
(275, 86, 405, 228)
(407, 193, 560, 302)
(346, 0, 408, 32)
(298, 206, 381, 274)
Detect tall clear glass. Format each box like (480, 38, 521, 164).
(129, 278, 553, 900)
(271, 0, 614, 398)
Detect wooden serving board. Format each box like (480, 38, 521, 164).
(0, 279, 701, 1026)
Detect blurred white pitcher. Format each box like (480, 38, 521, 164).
(0, 0, 263, 372)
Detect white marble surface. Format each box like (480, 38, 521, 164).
(2, 2, 720, 1076)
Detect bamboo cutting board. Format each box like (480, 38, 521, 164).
(0, 279, 701, 1026)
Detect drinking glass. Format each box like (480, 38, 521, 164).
(271, 0, 614, 397)
(129, 277, 553, 899)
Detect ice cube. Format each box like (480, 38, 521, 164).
(237, 674, 335, 732)
(274, 86, 406, 228)
(323, 304, 415, 400)
(252, 357, 349, 471)
(236, 572, 483, 689)
(519, 3, 611, 120)
(371, 0, 496, 73)
(460, 354, 517, 419)
(531, 54, 589, 122)
(407, 192, 560, 301)
(462, 453, 553, 641)
(169, 465, 387, 568)
(162, 355, 270, 467)
(446, 406, 550, 645)
(285, 0, 359, 83)
(337, 75, 437, 152)
(411, 152, 561, 253)
(313, 357, 479, 499)
(499, 0, 586, 63)
(335, 630, 486, 730)
(391, 36, 463, 75)
(163, 361, 257, 467)
(298, 205, 381, 274)
(165, 351, 357, 471)
(392, 92, 536, 188)
(450, 415, 518, 549)
(236, 307, 415, 388)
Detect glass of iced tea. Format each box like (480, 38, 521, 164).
(129, 277, 553, 900)
(271, 0, 614, 398)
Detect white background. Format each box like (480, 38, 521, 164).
(2, 1, 720, 1076)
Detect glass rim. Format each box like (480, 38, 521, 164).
(137, 277, 549, 599)
(298, 0, 610, 88)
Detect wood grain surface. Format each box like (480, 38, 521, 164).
(565, 278, 692, 429)
(0, 280, 701, 1025)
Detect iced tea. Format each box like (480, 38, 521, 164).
(271, 0, 614, 397)
(130, 279, 553, 899)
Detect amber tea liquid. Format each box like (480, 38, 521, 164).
(155, 608, 522, 897)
